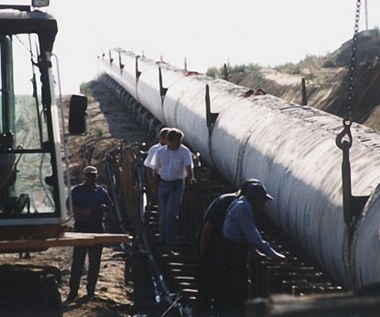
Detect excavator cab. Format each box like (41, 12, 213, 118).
(0, 1, 130, 254)
(0, 2, 67, 239)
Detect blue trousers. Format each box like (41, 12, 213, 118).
(158, 180, 184, 245)
(69, 223, 104, 295)
(69, 244, 103, 295)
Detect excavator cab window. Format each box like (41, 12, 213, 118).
(0, 32, 56, 216)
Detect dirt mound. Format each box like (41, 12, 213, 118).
(228, 29, 380, 131)
(324, 29, 380, 68)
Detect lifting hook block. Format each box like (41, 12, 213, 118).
(336, 121, 353, 150)
(336, 120, 369, 227)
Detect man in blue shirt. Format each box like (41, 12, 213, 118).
(222, 180, 284, 313)
(66, 165, 113, 301)
(197, 180, 260, 310)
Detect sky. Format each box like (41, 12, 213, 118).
(24, 0, 380, 93)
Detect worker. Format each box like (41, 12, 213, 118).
(196, 179, 261, 310)
(66, 165, 113, 301)
(153, 128, 195, 246)
(0, 131, 16, 194)
(144, 127, 169, 208)
(144, 127, 170, 170)
(221, 180, 285, 314)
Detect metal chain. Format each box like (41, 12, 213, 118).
(337, 0, 361, 150)
(345, 0, 362, 127)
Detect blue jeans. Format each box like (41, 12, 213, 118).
(158, 180, 185, 245)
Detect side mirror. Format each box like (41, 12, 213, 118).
(68, 94, 87, 135)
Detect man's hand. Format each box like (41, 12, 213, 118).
(186, 177, 197, 185)
(74, 206, 90, 216)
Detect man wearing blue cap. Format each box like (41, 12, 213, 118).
(197, 179, 259, 310)
(221, 180, 285, 314)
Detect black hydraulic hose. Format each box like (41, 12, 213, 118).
(139, 201, 192, 317)
(104, 148, 128, 233)
(131, 149, 193, 316)
(98, 71, 193, 312)
(103, 145, 183, 313)
(134, 152, 148, 222)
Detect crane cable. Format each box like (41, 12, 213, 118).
(335, 0, 366, 290)
(335, 0, 361, 226)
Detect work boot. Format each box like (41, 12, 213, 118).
(83, 291, 95, 302)
(66, 291, 77, 302)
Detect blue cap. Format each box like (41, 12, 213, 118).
(241, 179, 273, 201)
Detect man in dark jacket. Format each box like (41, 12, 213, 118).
(197, 179, 263, 309)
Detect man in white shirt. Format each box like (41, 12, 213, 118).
(143, 127, 169, 170)
(144, 127, 169, 207)
(153, 128, 194, 245)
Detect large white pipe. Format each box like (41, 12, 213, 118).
(100, 49, 380, 289)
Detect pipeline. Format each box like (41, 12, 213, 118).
(99, 48, 380, 290)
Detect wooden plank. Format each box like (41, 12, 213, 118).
(0, 232, 133, 253)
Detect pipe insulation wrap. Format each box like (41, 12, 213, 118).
(137, 63, 186, 122)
